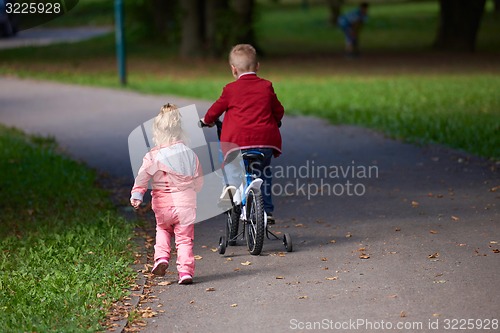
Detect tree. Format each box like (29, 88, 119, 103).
(433, 0, 487, 52)
(179, 0, 204, 58)
(495, 0, 500, 13)
(179, 0, 257, 58)
(326, 0, 344, 26)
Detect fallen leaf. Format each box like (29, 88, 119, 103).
(434, 280, 447, 284)
(345, 232, 353, 238)
(430, 230, 438, 234)
(276, 276, 285, 279)
(194, 255, 203, 260)
(295, 224, 304, 227)
(189, 300, 195, 304)
(428, 253, 439, 259)
(490, 185, 499, 192)
(330, 240, 336, 244)
(492, 249, 500, 254)
(210, 248, 218, 252)
(325, 277, 338, 281)
(278, 252, 286, 257)
(321, 257, 328, 261)
(357, 247, 366, 252)
(395, 228, 401, 232)
(158, 281, 172, 286)
(226, 258, 233, 261)
(359, 253, 370, 259)
(411, 201, 419, 208)
(234, 268, 241, 272)
(433, 313, 441, 317)
(298, 296, 308, 299)
(388, 294, 398, 298)
(241, 261, 252, 266)
(451, 215, 460, 221)
(490, 241, 498, 244)
(206, 287, 216, 292)
(230, 303, 238, 307)
(400, 311, 407, 318)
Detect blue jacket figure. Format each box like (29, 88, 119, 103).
(338, 2, 369, 57)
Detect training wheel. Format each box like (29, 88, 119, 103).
(218, 236, 227, 255)
(283, 233, 293, 252)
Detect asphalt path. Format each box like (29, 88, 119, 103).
(0, 77, 498, 333)
(0, 27, 111, 50)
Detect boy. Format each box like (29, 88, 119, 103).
(202, 44, 284, 223)
(338, 2, 369, 57)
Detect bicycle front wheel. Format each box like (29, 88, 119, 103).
(245, 189, 265, 255)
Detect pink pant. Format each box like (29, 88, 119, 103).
(152, 206, 196, 276)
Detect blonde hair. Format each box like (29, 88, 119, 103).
(152, 103, 185, 146)
(229, 44, 258, 72)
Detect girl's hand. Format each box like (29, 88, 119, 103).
(130, 199, 142, 209)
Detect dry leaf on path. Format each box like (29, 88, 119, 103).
(325, 277, 338, 281)
(411, 201, 419, 208)
(359, 253, 370, 259)
(158, 281, 172, 286)
(206, 287, 216, 292)
(230, 304, 238, 307)
(430, 230, 438, 234)
(428, 253, 439, 259)
(276, 276, 285, 279)
(321, 257, 328, 261)
(241, 261, 252, 266)
(451, 215, 460, 221)
(298, 295, 308, 299)
(194, 255, 203, 260)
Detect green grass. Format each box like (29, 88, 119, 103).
(0, 126, 135, 332)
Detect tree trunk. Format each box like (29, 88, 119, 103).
(326, 0, 343, 26)
(179, 0, 204, 58)
(151, 0, 177, 42)
(495, 0, 500, 13)
(205, 0, 231, 57)
(433, 0, 486, 52)
(231, 0, 257, 46)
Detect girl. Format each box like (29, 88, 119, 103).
(131, 103, 203, 284)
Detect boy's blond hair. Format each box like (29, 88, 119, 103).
(153, 103, 185, 146)
(229, 44, 258, 72)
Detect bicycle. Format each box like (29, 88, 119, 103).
(199, 119, 293, 256)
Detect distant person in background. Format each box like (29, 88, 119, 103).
(338, 2, 369, 57)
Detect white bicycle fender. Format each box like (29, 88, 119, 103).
(245, 178, 263, 196)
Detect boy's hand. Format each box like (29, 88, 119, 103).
(200, 118, 215, 128)
(130, 199, 142, 209)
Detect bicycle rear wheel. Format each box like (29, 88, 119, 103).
(227, 205, 240, 246)
(245, 189, 265, 255)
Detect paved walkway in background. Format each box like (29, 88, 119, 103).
(0, 27, 111, 49)
(0, 77, 498, 333)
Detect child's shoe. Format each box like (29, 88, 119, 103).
(178, 273, 193, 285)
(266, 213, 275, 225)
(151, 258, 169, 276)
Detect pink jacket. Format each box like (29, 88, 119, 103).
(131, 142, 203, 209)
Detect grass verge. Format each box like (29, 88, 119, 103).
(0, 125, 136, 332)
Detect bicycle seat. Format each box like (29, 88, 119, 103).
(241, 151, 265, 163)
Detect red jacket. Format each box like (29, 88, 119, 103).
(204, 74, 285, 158)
